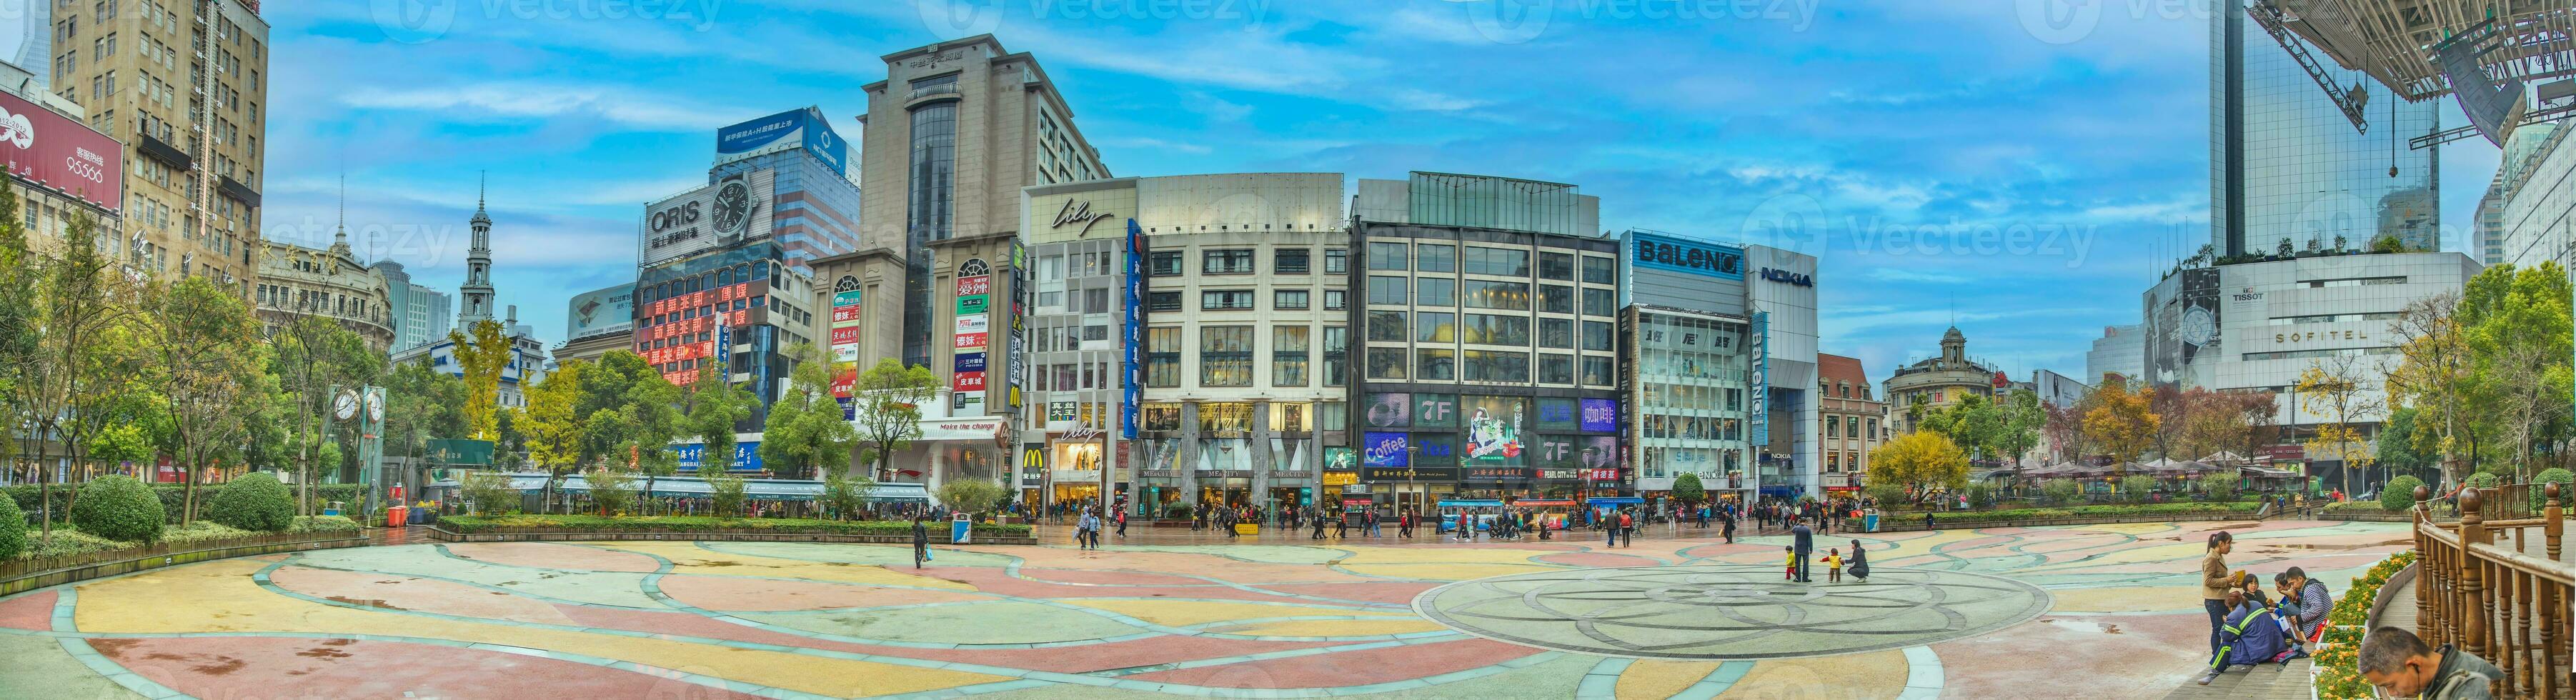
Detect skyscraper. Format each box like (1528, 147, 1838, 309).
(2212, 9, 2438, 257)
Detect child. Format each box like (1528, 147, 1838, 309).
(1824, 548, 1844, 583)
(1784, 546, 1798, 580)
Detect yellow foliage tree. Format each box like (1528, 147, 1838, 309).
(447, 319, 512, 441)
(1867, 430, 1969, 495)
(2082, 376, 2159, 473)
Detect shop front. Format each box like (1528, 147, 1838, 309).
(1198, 470, 1253, 509)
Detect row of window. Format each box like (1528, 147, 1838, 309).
(1366, 276, 1616, 316)
(1367, 241, 1617, 283)
(1148, 247, 1348, 276)
(1132, 401, 1350, 434)
(1135, 325, 1349, 389)
(1363, 348, 1615, 385)
(1144, 289, 1348, 312)
(1366, 311, 1616, 351)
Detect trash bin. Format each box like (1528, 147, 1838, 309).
(323, 501, 344, 517)
(1864, 510, 1880, 533)
(386, 506, 408, 528)
(950, 513, 973, 544)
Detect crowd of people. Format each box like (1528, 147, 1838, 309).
(2194, 531, 2336, 686)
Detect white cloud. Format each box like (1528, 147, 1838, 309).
(1387, 88, 1485, 111)
(341, 84, 740, 132)
(1095, 136, 1215, 155)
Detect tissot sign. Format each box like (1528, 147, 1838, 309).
(0, 91, 123, 214)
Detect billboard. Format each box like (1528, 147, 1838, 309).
(674, 441, 763, 473)
(1363, 393, 1411, 428)
(1361, 432, 1409, 467)
(830, 274, 863, 364)
(715, 106, 847, 176)
(640, 169, 774, 266)
(1629, 231, 1744, 279)
(1463, 396, 1525, 464)
(0, 89, 121, 214)
(1580, 399, 1618, 434)
(565, 284, 635, 339)
(1121, 220, 1145, 439)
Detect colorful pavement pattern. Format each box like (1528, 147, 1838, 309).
(0, 519, 2411, 699)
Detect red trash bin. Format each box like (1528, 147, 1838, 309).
(386, 506, 408, 528)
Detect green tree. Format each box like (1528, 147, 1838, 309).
(207, 471, 294, 532)
(379, 359, 467, 469)
(2298, 356, 2384, 497)
(71, 475, 164, 544)
(677, 362, 754, 511)
(2118, 475, 2156, 504)
(519, 360, 586, 512)
(2374, 406, 2435, 481)
(2379, 475, 2424, 511)
(822, 471, 875, 521)
(2199, 472, 2239, 501)
(448, 319, 513, 441)
(2040, 478, 2081, 506)
(462, 471, 518, 515)
(141, 276, 268, 524)
(2455, 262, 2573, 480)
(850, 358, 935, 482)
(1671, 472, 1705, 506)
(269, 311, 382, 517)
(935, 478, 1008, 516)
(760, 344, 861, 481)
(560, 351, 681, 512)
(2386, 291, 2473, 488)
(705, 471, 749, 517)
(12, 211, 141, 541)
(585, 468, 637, 516)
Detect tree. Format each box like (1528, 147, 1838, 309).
(448, 319, 513, 441)
(2374, 406, 2435, 484)
(2386, 291, 2473, 488)
(1866, 431, 1969, 496)
(2455, 262, 2572, 480)
(1671, 472, 1705, 506)
(12, 211, 141, 541)
(2039, 478, 2080, 506)
(2173, 387, 2276, 460)
(462, 471, 518, 515)
(935, 478, 1008, 515)
(585, 467, 637, 516)
(677, 362, 755, 509)
(760, 344, 860, 481)
(2082, 375, 2159, 472)
(379, 359, 467, 471)
(568, 351, 680, 512)
(822, 471, 875, 520)
(2199, 471, 2239, 501)
(850, 358, 937, 482)
(2119, 475, 2156, 504)
(269, 309, 381, 517)
(2297, 355, 2384, 498)
(141, 276, 267, 524)
(519, 361, 586, 512)
(705, 471, 748, 517)
(1992, 389, 2045, 467)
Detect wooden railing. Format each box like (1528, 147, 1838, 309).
(2412, 484, 2572, 699)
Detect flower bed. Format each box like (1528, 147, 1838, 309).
(1, 522, 367, 596)
(437, 514, 1033, 540)
(1848, 502, 2264, 531)
(2312, 550, 2417, 699)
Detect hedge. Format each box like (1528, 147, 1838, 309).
(7, 481, 365, 526)
(1926, 501, 2262, 523)
(70, 476, 164, 544)
(2379, 476, 2423, 511)
(439, 514, 1033, 538)
(207, 472, 295, 532)
(0, 494, 24, 560)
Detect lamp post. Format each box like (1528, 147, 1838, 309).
(1406, 443, 1420, 521)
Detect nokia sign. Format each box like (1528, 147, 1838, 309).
(1630, 234, 1744, 279)
(1759, 267, 1813, 286)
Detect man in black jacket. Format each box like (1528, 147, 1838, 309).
(1790, 522, 1814, 582)
(910, 515, 929, 569)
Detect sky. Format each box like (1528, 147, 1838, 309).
(265, 0, 2505, 386)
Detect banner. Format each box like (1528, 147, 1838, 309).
(0, 91, 123, 214)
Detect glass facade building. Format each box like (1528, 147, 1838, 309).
(903, 77, 960, 369)
(2212, 9, 2438, 257)
(1625, 308, 1753, 488)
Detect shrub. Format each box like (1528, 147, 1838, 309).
(462, 471, 518, 515)
(0, 494, 25, 560)
(2379, 476, 2423, 511)
(705, 473, 749, 517)
(2463, 471, 2501, 490)
(70, 476, 164, 544)
(585, 469, 637, 516)
(292, 516, 362, 533)
(2119, 476, 2156, 504)
(1864, 482, 1909, 507)
(2040, 479, 2080, 506)
(205, 471, 294, 532)
(2199, 472, 2239, 502)
(822, 474, 868, 521)
(1965, 482, 1996, 509)
(2534, 468, 2574, 491)
(1671, 472, 1705, 505)
(439, 514, 1032, 537)
(23, 528, 124, 559)
(935, 479, 1008, 514)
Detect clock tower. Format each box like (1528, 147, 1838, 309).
(459, 173, 497, 328)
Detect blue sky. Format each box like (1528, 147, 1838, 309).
(269, 0, 2502, 385)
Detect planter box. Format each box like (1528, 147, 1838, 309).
(426, 526, 1038, 546)
(2, 532, 367, 596)
(1861, 511, 2261, 533)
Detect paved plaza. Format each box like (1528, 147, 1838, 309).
(0, 519, 2412, 699)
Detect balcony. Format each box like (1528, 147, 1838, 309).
(137, 133, 194, 171)
(217, 176, 259, 207)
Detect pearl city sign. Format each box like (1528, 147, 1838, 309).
(0, 90, 123, 214)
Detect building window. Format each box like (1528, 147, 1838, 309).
(1416, 244, 1456, 273)
(1275, 248, 1311, 274)
(1582, 288, 1616, 317)
(1461, 349, 1529, 383)
(1323, 289, 1348, 310)
(1538, 284, 1573, 314)
(1540, 318, 1573, 349)
(1323, 326, 1348, 386)
(1417, 348, 1456, 380)
(1462, 246, 1530, 276)
(1462, 314, 1531, 346)
(1146, 327, 1180, 388)
(1368, 241, 1408, 271)
(1324, 248, 1349, 274)
(1274, 289, 1310, 309)
(1581, 356, 1613, 385)
(1143, 402, 1183, 431)
(1540, 252, 1575, 281)
(1203, 249, 1255, 274)
(1200, 326, 1254, 387)
(1581, 255, 1616, 284)
(1540, 354, 1573, 384)
(1461, 280, 1531, 310)
(1148, 251, 1183, 276)
(1366, 346, 1407, 380)
(1147, 291, 1181, 311)
(1274, 325, 1310, 386)
(1202, 289, 1255, 310)
(1416, 276, 1455, 307)
(1366, 311, 1407, 342)
(1416, 311, 1456, 343)
(1368, 276, 1408, 305)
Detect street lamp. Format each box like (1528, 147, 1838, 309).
(1406, 443, 1420, 520)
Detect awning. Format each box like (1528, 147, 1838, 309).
(481, 473, 925, 501)
(1586, 496, 1646, 505)
(1513, 499, 1578, 506)
(1439, 499, 1507, 508)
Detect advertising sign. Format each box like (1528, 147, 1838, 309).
(1413, 394, 1459, 429)
(1363, 466, 1458, 481)
(831, 305, 863, 323)
(1122, 220, 1145, 440)
(1363, 393, 1411, 428)
(1048, 401, 1078, 424)
(953, 332, 988, 350)
(1463, 396, 1526, 463)
(955, 294, 989, 316)
(0, 90, 124, 214)
(674, 441, 764, 473)
(566, 284, 635, 339)
(830, 326, 863, 346)
(830, 275, 863, 364)
(1749, 310, 1769, 444)
(952, 371, 986, 393)
(1412, 434, 1458, 466)
(954, 274, 991, 296)
(1361, 432, 1409, 467)
(1629, 232, 1744, 279)
(954, 352, 988, 374)
(640, 170, 775, 266)
(1536, 399, 1578, 431)
(830, 366, 855, 399)
(954, 315, 989, 334)
(1324, 446, 1357, 471)
(715, 106, 847, 176)
(1579, 399, 1618, 433)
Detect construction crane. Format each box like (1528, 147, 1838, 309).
(2248, 1, 2374, 133)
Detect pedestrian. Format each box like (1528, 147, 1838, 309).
(2201, 531, 2235, 664)
(910, 515, 930, 569)
(1606, 511, 1620, 548)
(1722, 511, 1736, 544)
(1924, 511, 1935, 531)
(1783, 545, 1798, 580)
(1077, 509, 1100, 550)
(1790, 521, 1814, 582)
(1115, 508, 1128, 538)
(2197, 589, 2289, 685)
(1223, 509, 1238, 540)
(2356, 626, 2502, 699)
(2276, 567, 2330, 646)
(1623, 508, 1639, 544)
(1846, 539, 1869, 582)
(1398, 509, 1414, 539)
(1824, 548, 1843, 583)
(1335, 511, 1349, 539)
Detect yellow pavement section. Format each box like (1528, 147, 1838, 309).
(2062, 523, 2182, 535)
(2011, 541, 2204, 574)
(1715, 649, 1908, 699)
(1203, 619, 1451, 637)
(1337, 562, 1564, 581)
(581, 541, 978, 591)
(1615, 660, 1723, 698)
(72, 560, 1008, 696)
(2047, 586, 2197, 614)
(1056, 599, 1416, 627)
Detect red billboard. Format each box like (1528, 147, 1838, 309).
(0, 91, 123, 214)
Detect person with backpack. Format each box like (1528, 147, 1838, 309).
(2197, 589, 2289, 685)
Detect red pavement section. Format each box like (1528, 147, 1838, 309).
(0, 590, 54, 631)
(267, 566, 575, 624)
(655, 573, 990, 611)
(1933, 612, 2209, 700)
(1258, 581, 1437, 605)
(1123, 636, 1541, 689)
(86, 636, 762, 700)
(548, 601, 1348, 674)
(924, 566, 1341, 603)
(440, 541, 663, 572)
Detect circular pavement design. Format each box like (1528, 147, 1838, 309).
(1413, 564, 2052, 659)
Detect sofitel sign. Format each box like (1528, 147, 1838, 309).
(1631, 234, 1744, 279)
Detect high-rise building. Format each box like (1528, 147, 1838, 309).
(1, 0, 51, 91)
(1618, 230, 1819, 500)
(2084, 324, 2145, 385)
(2211, 9, 2437, 257)
(2494, 125, 2571, 271)
(857, 35, 1108, 370)
(54, 0, 267, 292)
(374, 261, 452, 354)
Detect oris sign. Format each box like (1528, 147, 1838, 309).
(0, 91, 123, 214)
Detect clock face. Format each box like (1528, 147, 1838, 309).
(333, 391, 360, 421)
(712, 181, 752, 234)
(364, 391, 385, 423)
